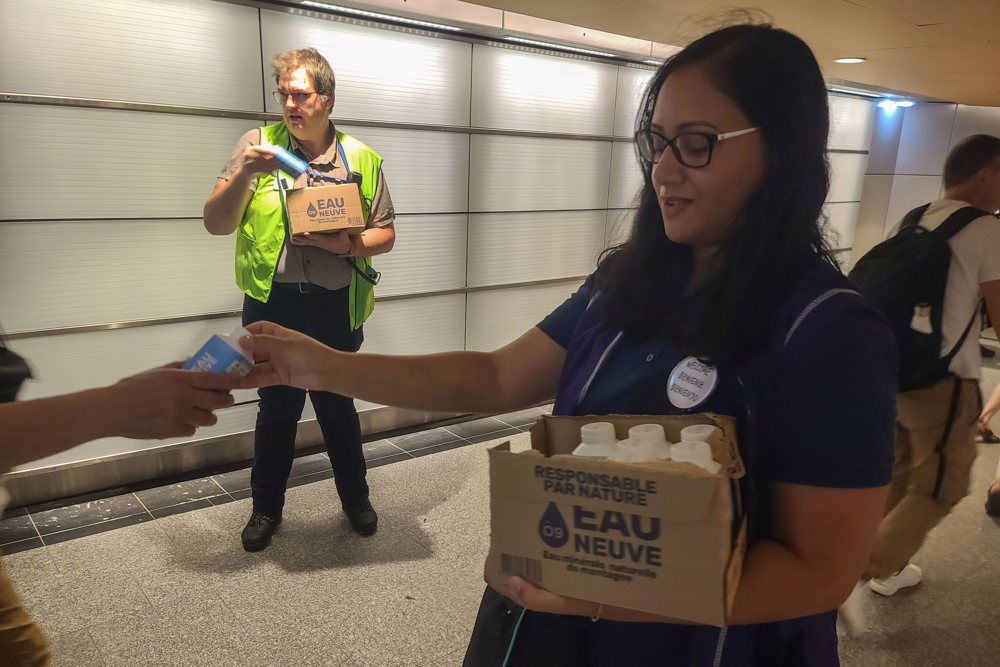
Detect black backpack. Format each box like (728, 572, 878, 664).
(848, 203, 987, 392)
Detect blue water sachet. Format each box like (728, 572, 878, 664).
(267, 145, 309, 178)
(182, 326, 253, 377)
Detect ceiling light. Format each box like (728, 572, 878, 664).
(834, 57, 867, 64)
(828, 87, 881, 99)
(300, 1, 464, 31)
(896, 100, 915, 107)
(502, 36, 616, 59)
(877, 99, 897, 112)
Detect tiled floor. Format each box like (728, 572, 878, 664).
(0, 407, 544, 556)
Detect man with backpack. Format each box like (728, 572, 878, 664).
(853, 134, 1000, 597)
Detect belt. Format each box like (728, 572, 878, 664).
(274, 282, 332, 294)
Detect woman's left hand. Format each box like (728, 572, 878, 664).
(483, 554, 596, 617)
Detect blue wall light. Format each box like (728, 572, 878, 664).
(877, 98, 915, 113)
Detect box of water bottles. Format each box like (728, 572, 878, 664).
(487, 413, 746, 626)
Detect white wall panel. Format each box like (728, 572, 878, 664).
(363, 294, 466, 355)
(470, 136, 611, 212)
(828, 152, 868, 203)
(850, 174, 893, 265)
(950, 105, 1000, 147)
(0, 0, 263, 110)
(896, 104, 957, 176)
(261, 10, 471, 127)
(0, 220, 240, 332)
(338, 125, 469, 214)
(608, 141, 645, 209)
(370, 214, 468, 298)
(614, 66, 656, 138)
(885, 175, 944, 233)
(471, 46, 618, 135)
(466, 283, 580, 352)
(467, 211, 604, 287)
(606, 209, 634, 248)
(11, 318, 250, 401)
(828, 95, 875, 151)
(866, 101, 905, 176)
(0, 106, 259, 220)
(823, 202, 860, 250)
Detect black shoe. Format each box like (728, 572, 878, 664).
(344, 498, 378, 536)
(987, 487, 1000, 517)
(241, 510, 281, 552)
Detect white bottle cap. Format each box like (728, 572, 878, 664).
(573, 421, 617, 458)
(670, 440, 721, 474)
(581, 421, 616, 446)
(608, 437, 656, 463)
(628, 423, 672, 460)
(628, 423, 666, 445)
(680, 423, 720, 442)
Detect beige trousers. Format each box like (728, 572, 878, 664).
(0, 556, 49, 667)
(864, 377, 980, 579)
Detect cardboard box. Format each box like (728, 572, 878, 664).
(488, 413, 746, 626)
(285, 183, 365, 235)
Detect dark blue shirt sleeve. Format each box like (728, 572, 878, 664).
(759, 292, 897, 488)
(536, 277, 594, 350)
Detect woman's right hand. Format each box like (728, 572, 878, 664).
(239, 321, 336, 391)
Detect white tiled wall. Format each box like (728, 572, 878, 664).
(3, 0, 933, 472)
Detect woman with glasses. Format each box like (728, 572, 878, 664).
(238, 23, 896, 666)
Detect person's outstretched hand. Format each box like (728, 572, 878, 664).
(239, 321, 335, 391)
(108, 363, 240, 439)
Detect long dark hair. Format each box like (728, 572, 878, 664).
(597, 24, 835, 364)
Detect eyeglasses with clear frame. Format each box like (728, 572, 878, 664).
(272, 90, 323, 106)
(634, 127, 759, 168)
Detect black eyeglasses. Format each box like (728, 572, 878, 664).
(634, 127, 759, 168)
(272, 90, 323, 106)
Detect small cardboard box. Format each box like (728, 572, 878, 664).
(285, 183, 365, 235)
(488, 413, 746, 626)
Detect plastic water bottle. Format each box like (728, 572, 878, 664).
(679, 423, 720, 443)
(572, 421, 617, 458)
(627, 423, 672, 460)
(607, 436, 655, 462)
(670, 440, 722, 474)
(182, 326, 253, 377)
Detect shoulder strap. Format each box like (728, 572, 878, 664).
(933, 205, 990, 240)
(783, 288, 860, 347)
(901, 203, 931, 230)
(933, 205, 989, 362)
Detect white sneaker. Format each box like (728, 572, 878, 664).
(868, 563, 922, 596)
(837, 581, 868, 636)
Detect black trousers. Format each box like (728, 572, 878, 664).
(462, 587, 839, 666)
(242, 285, 367, 515)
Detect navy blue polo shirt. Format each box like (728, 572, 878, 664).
(530, 263, 896, 665)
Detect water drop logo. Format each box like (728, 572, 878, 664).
(538, 502, 568, 548)
(307, 202, 318, 218)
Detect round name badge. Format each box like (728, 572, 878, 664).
(667, 356, 719, 409)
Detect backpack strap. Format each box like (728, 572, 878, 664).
(900, 203, 931, 230)
(925, 204, 990, 367)
(932, 205, 991, 240)
(942, 308, 978, 370)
